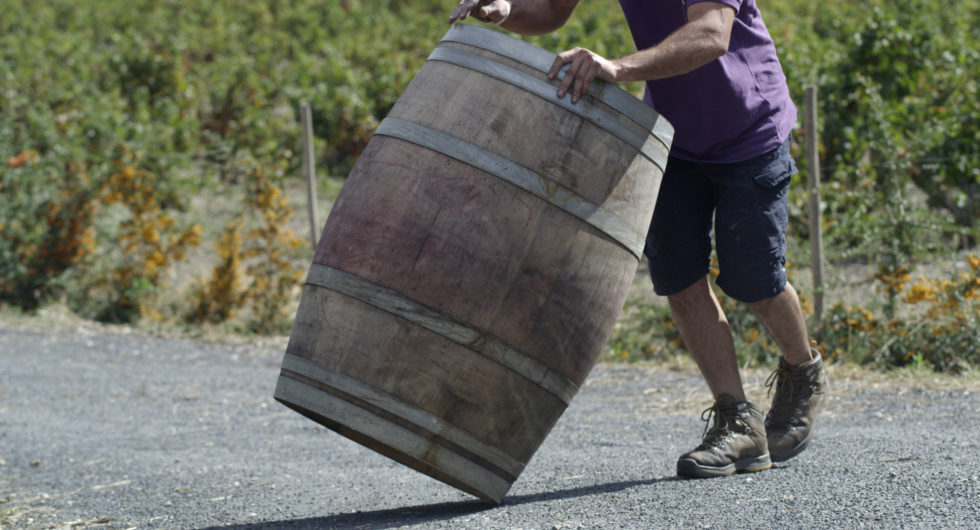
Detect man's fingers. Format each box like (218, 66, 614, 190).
(557, 60, 578, 99)
(548, 50, 573, 80)
(450, 0, 508, 24)
(567, 57, 596, 103)
(449, 0, 481, 23)
(572, 64, 600, 103)
(552, 49, 598, 103)
(548, 53, 568, 80)
(449, 3, 471, 23)
(476, 2, 508, 24)
(478, 6, 495, 20)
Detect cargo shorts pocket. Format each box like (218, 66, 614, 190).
(752, 159, 793, 189)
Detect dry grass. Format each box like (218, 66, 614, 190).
(583, 357, 979, 422)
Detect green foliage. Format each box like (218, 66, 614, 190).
(1, 0, 979, 366)
(777, 0, 980, 248)
(606, 291, 682, 363)
(772, 0, 978, 372)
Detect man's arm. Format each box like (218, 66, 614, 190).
(549, 2, 736, 103)
(449, 0, 580, 36)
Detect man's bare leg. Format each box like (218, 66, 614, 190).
(667, 275, 745, 401)
(747, 282, 813, 365)
(750, 281, 826, 462)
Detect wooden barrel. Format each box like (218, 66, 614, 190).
(274, 24, 673, 503)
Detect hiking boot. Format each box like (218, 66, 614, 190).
(676, 394, 771, 478)
(765, 349, 828, 462)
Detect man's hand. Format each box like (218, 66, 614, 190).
(548, 47, 620, 104)
(449, 0, 512, 25)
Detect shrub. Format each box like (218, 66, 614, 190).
(820, 255, 980, 372)
(186, 167, 306, 334)
(2, 0, 978, 361)
(0, 154, 100, 310)
(188, 219, 246, 325)
(78, 155, 202, 323)
(240, 169, 306, 334)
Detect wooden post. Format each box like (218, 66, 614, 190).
(805, 86, 825, 333)
(301, 103, 319, 251)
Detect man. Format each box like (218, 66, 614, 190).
(450, 0, 827, 479)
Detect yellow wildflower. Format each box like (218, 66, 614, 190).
(142, 225, 160, 243)
(904, 277, 937, 304)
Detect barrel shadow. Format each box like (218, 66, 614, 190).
(201, 476, 677, 530)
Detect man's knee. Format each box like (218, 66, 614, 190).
(745, 285, 789, 311)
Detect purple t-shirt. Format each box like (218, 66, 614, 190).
(617, 0, 796, 163)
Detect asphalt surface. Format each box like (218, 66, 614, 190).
(1, 320, 978, 529)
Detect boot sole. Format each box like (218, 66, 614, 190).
(677, 454, 772, 478)
(770, 430, 813, 462)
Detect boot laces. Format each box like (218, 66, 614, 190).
(765, 363, 824, 425)
(698, 402, 749, 449)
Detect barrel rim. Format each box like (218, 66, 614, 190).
(303, 263, 580, 404)
(374, 117, 648, 259)
(274, 372, 512, 503)
(279, 352, 526, 479)
(442, 24, 674, 147)
(425, 46, 669, 174)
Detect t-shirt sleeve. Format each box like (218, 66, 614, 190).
(685, 0, 741, 13)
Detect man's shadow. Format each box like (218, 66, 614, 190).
(201, 475, 679, 530)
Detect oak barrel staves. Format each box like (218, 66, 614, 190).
(274, 23, 673, 502)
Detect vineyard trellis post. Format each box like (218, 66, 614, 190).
(301, 103, 320, 251)
(805, 86, 825, 335)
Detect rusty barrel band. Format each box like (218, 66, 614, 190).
(425, 45, 669, 174)
(303, 263, 579, 406)
(277, 352, 525, 480)
(273, 371, 512, 502)
(375, 117, 646, 260)
(441, 23, 675, 149)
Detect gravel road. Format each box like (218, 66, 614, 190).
(1, 319, 978, 529)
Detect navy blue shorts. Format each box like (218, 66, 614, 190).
(644, 140, 797, 303)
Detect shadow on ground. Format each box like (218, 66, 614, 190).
(202, 476, 678, 530)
